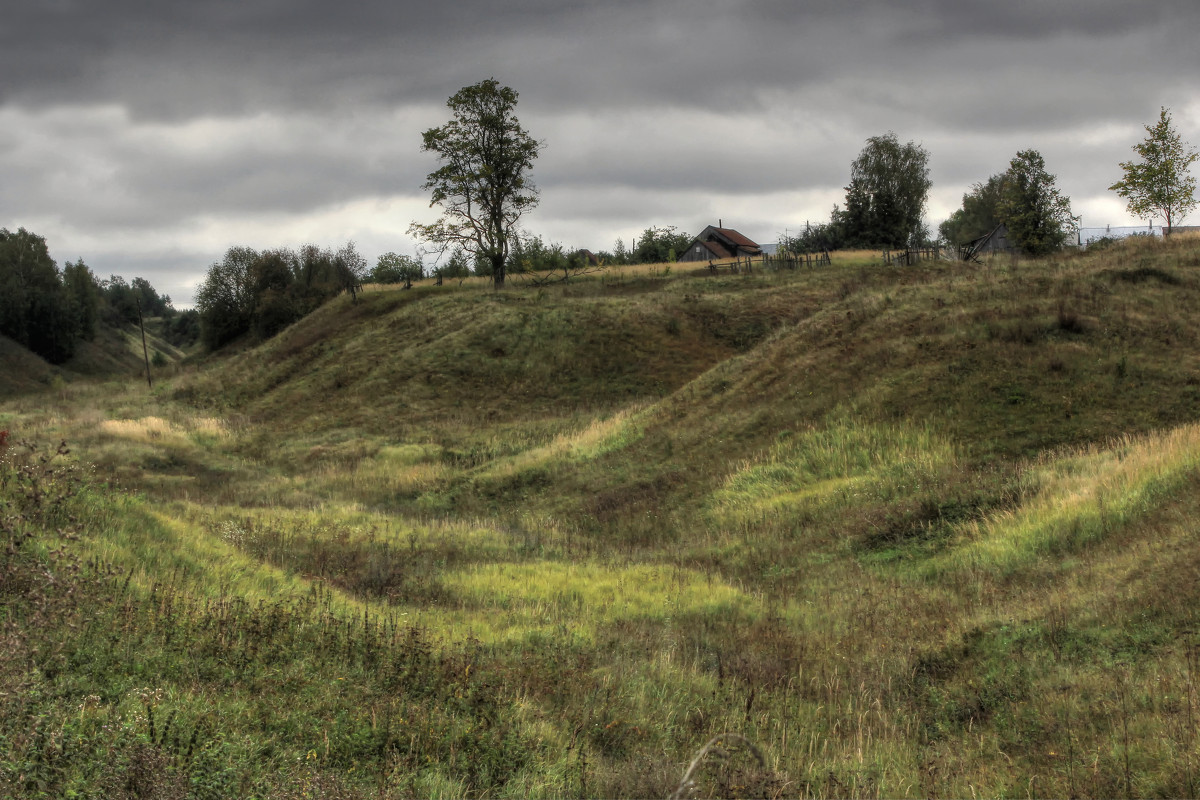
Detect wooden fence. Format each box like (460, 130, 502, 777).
(706, 250, 832, 274)
(882, 246, 945, 266)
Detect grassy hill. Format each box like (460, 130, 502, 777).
(4, 237, 1200, 797)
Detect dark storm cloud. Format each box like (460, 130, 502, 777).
(1, 0, 657, 117)
(6, 0, 1197, 129)
(11, 0, 1188, 118)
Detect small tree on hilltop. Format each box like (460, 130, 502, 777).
(409, 79, 541, 288)
(1110, 106, 1199, 232)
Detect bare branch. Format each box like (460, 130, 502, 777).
(668, 733, 766, 800)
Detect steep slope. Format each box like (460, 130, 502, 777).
(635, 240, 1200, 479)
(377, 237, 1200, 537)
(163, 237, 1200, 554)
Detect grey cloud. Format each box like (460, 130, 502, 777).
(4, 0, 1200, 306)
(0, 106, 430, 230)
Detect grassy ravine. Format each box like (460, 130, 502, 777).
(0, 315, 185, 399)
(6, 239, 1200, 797)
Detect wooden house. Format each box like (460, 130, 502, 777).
(679, 225, 762, 262)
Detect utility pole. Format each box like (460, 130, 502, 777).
(136, 296, 152, 389)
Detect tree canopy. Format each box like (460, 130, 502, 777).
(633, 226, 691, 264)
(371, 253, 424, 289)
(0, 228, 99, 363)
(1000, 150, 1077, 256)
(409, 79, 541, 288)
(1109, 107, 1199, 231)
(836, 133, 931, 249)
(196, 242, 367, 349)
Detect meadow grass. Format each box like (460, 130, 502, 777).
(7, 236, 1200, 796)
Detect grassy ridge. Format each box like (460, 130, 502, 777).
(5, 240, 1200, 796)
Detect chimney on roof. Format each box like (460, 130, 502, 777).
(719, 218, 723, 228)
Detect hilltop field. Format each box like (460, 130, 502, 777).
(6, 237, 1200, 797)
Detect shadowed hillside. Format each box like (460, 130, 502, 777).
(0, 333, 59, 396)
(0, 320, 188, 399)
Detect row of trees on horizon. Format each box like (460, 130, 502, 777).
(189, 226, 695, 352)
(406, 80, 1199, 284)
(786, 109, 1197, 258)
(7, 82, 1195, 362)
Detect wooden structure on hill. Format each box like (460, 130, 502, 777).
(679, 225, 763, 262)
(960, 223, 1014, 261)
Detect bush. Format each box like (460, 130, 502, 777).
(370, 252, 424, 288)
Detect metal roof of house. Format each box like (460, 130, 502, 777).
(700, 240, 732, 259)
(713, 227, 759, 249)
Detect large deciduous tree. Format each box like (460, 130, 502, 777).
(1000, 149, 1077, 256)
(837, 133, 931, 249)
(1109, 107, 1198, 231)
(409, 79, 541, 288)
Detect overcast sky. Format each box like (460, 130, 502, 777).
(3, 0, 1199, 306)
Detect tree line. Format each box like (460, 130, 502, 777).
(410, 80, 1199, 268)
(173, 91, 1200, 354)
(195, 242, 368, 349)
(0, 227, 196, 364)
(780, 136, 1078, 257)
(365, 225, 691, 287)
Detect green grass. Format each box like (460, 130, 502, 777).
(7, 238, 1200, 796)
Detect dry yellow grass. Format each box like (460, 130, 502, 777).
(99, 414, 231, 446)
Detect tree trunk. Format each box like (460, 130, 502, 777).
(491, 254, 506, 288)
